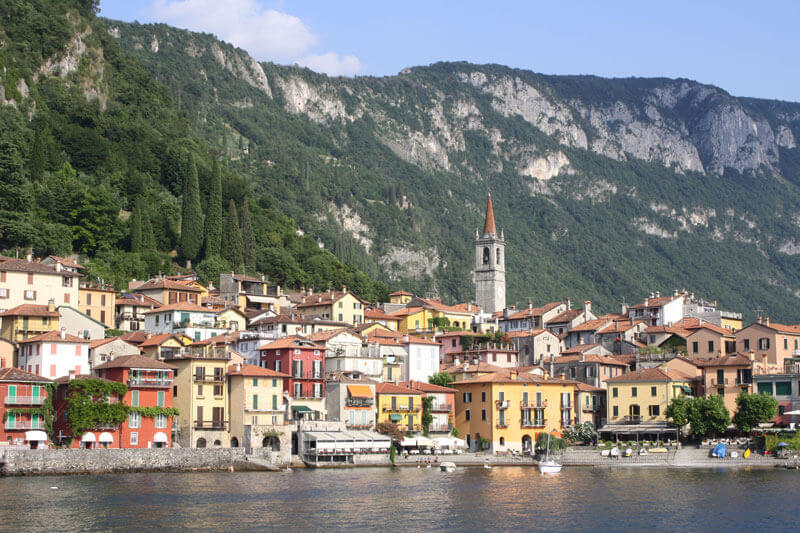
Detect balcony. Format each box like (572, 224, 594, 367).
(345, 423, 374, 430)
(710, 378, 730, 386)
(495, 400, 509, 409)
(5, 421, 44, 430)
(496, 420, 510, 429)
(128, 377, 171, 388)
(193, 374, 225, 383)
(430, 402, 453, 412)
(623, 416, 642, 424)
(5, 395, 45, 405)
(428, 423, 453, 432)
(345, 398, 374, 408)
(521, 419, 546, 428)
(382, 405, 419, 412)
(194, 420, 228, 430)
(521, 400, 547, 408)
(292, 371, 324, 380)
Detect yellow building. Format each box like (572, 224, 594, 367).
(0, 258, 80, 309)
(129, 277, 205, 305)
(0, 303, 60, 343)
(169, 351, 232, 448)
(78, 286, 116, 328)
(218, 273, 281, 313)
(227, 363, 290, 448)
(139, 333, 193, 360)
(605, 367, 692, 424)
(720, 313, 743, 332)
(452, 369, 576, 454)
(391, 297, 475, 334)
(295, 289, 369, 326)
(388, 291, 414, 305)
(217, 308, 247, 331)
(375, 382, 424, 432)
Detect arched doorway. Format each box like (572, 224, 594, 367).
(522, 435, 532, 455)
(196, 438, 207, 448)
(213, 439, 222, 447)
(231, 437, 239, 448)
(263, 436, 280, 451)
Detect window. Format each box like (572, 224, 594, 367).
(716, 369, 724, 385)
(100, 311, 106, 324)
(775, 381, 792, 396)
(483, 247, 489, 264)
(759, 338, 770, 350)
(131, 390, 139, 407)
(293, 382, 302, 398)
(612, 387, 618, 398)
(273, 395, 278, 410)
(157, 390, 165, 407)
(613, 406, 619, 417)
(155, 414, 167, 428)
(214, 384, 223, 396)
(465, 409, 471, 421)
(785, 338, 789, 350)
(130, 432, 138, 446)
(708, 341, 714, 353)
(173, 386, 178, 398)
(64, 293, 70, 304)
(757, 382, 773, 395)
(648, 405, 660, 416)
(275, 360, 281, 373)
(743, 339, 750, 351)
(253, 378, 259, 387)
(481, 409, 487, 421)
(463, 392, 472, 403)
(253, 394, 259, 410)
(24, 290, 36, 300)
(651, 386, 657, 397)
(129, 412, 141, 429)
(197, 385, 204, 396)
(101, 294, 106, 306)
(498, 391, 505, 402)
(631, 387, 637, 397)
(0, 288, 8, 299)
(692, 342, 698, 353)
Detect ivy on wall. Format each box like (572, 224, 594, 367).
(66, 379, 130, 436)
(128, 406, 180, 418)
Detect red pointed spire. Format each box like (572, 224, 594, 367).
(483, 193, 496, 236)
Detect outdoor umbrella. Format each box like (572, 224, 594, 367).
(783, 410, 800, 415)
(777, 442, 790, 447)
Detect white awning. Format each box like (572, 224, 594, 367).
(81, 433, 96, 443)
(415, 436, 434, 447)
(452, 438, 467, 448)
(153, 432, 168, 443)
(246, 295, 277, 303)
(98, 432, 114, 443)
(434, 437, 454, 448)
(25, 430, 47, 441)
(400, 438, 417, 447)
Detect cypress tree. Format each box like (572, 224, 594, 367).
(30, 123, 45, 182)
(180, 153, 203, 261)
(130, 202, 143, 253)
(223, 199, 244, 271)
(241, 196, 256, 270)
(141, 202, 156, 252)
(203, 159, 223, 258)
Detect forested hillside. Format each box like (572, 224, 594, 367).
(0, 1, 388, 301)
(109, 21, 800, 321)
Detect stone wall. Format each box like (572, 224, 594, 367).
(0, 447, 247, 476)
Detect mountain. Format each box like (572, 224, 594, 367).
(0, 1, 387, 301)
(107, 21, 800, 322)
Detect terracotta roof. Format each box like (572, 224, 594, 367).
(365, 308, 401, 321)
(54, 374, 116, 385)
(0, 368, 53, 383)
(227, 363, 290, 378)
(436, 330, 480, 338)
(399, 380, 457, 393)
(453, 369, 576, 386)
(569, 318, 611, 333)
(143, 303, 218, 314)
(132, 278, 204, 292)
(596, 320, 642, 335)
(325, 371, 378, 384)
(90, 337, 122, 349)
(687, 322, 734, 337)
(412, 298, 475, 316)
(250, 313, 350, 328)
(119, 331, 150, 345)
(375, 382, 422, 395)
(295, 290, 369, 308)
(231, 274, 265, 283)
(389, 306, 424, 317)
(574, 382, 604, 392)
(307, 328, 358, 342)
(389, 291, 413, 297)
(116, 293, 162, 308)
(765, 323, 800, 335)
(560, 343, 604, 355)
(352, 322, 390, 334)
(45, 255, 85, 269)
(0, 304, 60, 318)
(406, 335, 439, 346)
(0, 258, 80, 277)
(694, 353, 753, 367)
(630, 295, 681, 309)
(507, 302, 563, 320)
(191, 331, 240, 346)
(605, 367, 691, 383)
(504, 329, 552, 339)
(545, 309, 584, 324)
(258, 337, 325, 351)
(482, 194, 496, 235)
(17, 331, 88, 344)
(553, 353, 628, 366)
(441, 361, 504, 374)
(139, 333, 185, 347)
(94, 354, 175, 370)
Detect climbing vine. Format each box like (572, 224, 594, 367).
(66, 379, 130, 436)
(128, 406, 180, 418)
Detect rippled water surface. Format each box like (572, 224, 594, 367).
(1, 466, 797, 531)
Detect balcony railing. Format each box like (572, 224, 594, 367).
(292, 371, 323, 380)
(345, 398, 374, 407)
(711, 378, 730, 386)
(428, 423, 453, 432)
(5, 395, 45, 405)
(194, 420, 228, 430)
(345, 423, 374, 429)
(5, 421, 44, 430)
(382, 405, 420, 412)
(623, 415, 642, 424)
(496, 420, 510, 429)
(128, 378, 171, 388)
(521, 400, 547, 408)
(495, 400, 509, 409)
(294, 394, 324, 400)
(193, 375, 225, 383)
(521, 419, 546, 428)
(430, 402, 453, 412)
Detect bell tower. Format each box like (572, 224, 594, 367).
(474, 194, 506, 314)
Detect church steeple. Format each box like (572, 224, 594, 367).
(483, 193, 497, 236)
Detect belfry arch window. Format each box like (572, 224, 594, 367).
(483, 247, 490, 265)
(496, 248, 501, 264)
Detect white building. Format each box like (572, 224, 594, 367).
(404, 335, 440, 382)
(312, 329, 383, 382)
(143, 303, 226, 342)
(627, 292, 684, 327)
(16, 329, 90, 379)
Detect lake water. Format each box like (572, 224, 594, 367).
(0, 466, 797, 531)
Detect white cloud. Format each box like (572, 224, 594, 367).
(144, 0, 363, 76)
(298, 52, 363, 77)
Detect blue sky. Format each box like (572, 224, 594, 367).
(99, 0, 799, 102)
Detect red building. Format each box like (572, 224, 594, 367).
(259, 337, 325, 419)
(0, 368, 52, 448)
(53, 354, 176, 448)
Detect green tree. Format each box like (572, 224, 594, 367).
(180, 153, 203, 261)
(665, 395, 691, 428)
(241, 197, 256, 270)
(203, 159, 223, 258)
(130, 202, 143, 253)
(429, 372, 454, 388)
(141, 203, 156, 252)
(223, 200, 244, 271)
(196, 254, 231, 285)
(422, 396, 433, 436)
(686, 396, 730, 437)
(30, 123, 45, 182)
(733, 392, 779, 432)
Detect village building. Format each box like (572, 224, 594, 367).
(547, 352, 627, 389)
(400, 380, 457, 435)
(294, 288, 369, 327)
(505, 329, 561, 366)
(686, 322, 737, 359)
(444, 339, 518, 368)
(325, 371, 377, 430)
(544, 301, 597, 336)
(139, 333, 193, 361)
(474, 194, 506, 315)
(250, 312, 351, 338)
(375, 382, 424, 433)
(311, 329, 383, 382)
(88, 337, 141, 369)
(499, 301, 566, 333)
(0, 368, 52, 448)
(115, 292, 162, 331)
(143, 303, 242, 342)
(259, 337, 326, 421)
(573, 382, 605, 427)
(57, 305, 106, 340)
(695, 353, 754, 415)
(734, 319, 800, 374)
(0, 256, 81, 311)
(129, 276, 204, 305)
(626, 292, 684, 327)
(78, 285, 116, 328)
(16, 329, 90, 379)
(218, 273, 281, 313)
(227, 363, 290, 448)
(753, 363, 800, 427)
(0, 303, 61, 343)
(391, 297, 475, 334)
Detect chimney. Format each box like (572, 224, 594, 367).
(68, 369, 76, 381)
(186, 260, 191, 270)
(468, 303, 472, 312)
(757, 316, 763, 324)
(567, 298, 572, 311)
(55, 261, 62, 272)
(579, 353, 585, 362)
(559, 371, 566, 381)
(549, 354, 555, 377)
(510, 369, 518, 380)
(236, 362, 242, 372)
(765, 317, 770, 326)
(528, 300, 533, 310)
(26, 249, 33, 262)
(748, 351, 755, 362)
(578, 337, 585, 345)
(342, 285, 347, 293)
(60, 327, 66, 340)
(584, 300, 592, 315)
(673, 289, 679, 297)
(261, 274, 266, 282)
(48, 298, 56, 313)
(656, 291, 660, 298)
(650, 292, 655, 299)
(503, 308, 510, 320)
(621, 301, 629, 316)
(402, 335, 409, 343)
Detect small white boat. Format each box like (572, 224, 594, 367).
(440, 461, 456, 472)
(483, 463, 492, 469)
(538, 458, 562, 474)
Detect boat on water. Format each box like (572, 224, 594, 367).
(538, 408, 562, 474)
(440, 461, 456, 472)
